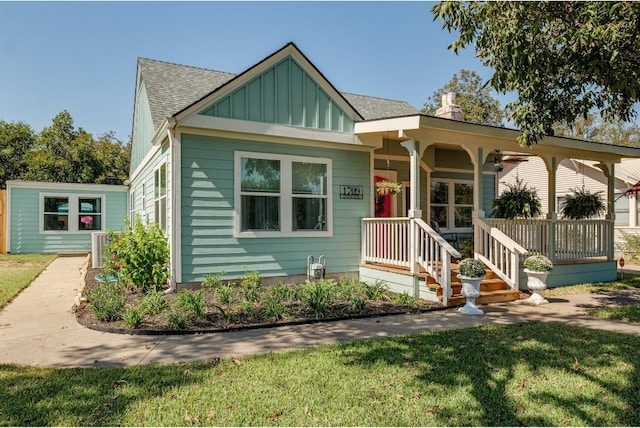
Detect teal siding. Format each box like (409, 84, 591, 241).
(180, 134, 371, 282)
(131, 82, 155, 173)
(9, 185, 128, 254)
(199, 56, 354, 133)
(482, 174, 496, 216)
(129, 143, 171, 229)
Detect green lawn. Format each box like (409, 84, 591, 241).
(0, 254, 56, 309)
(2, 322, 640, 426)
(542, 273, 640, 296)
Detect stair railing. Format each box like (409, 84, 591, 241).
(474, 215, 528, 290)
(414, 218, 461, 306)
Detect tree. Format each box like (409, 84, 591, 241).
(422, 69, 505, 126)
(21, 111, 130, 185)
(433, 1, 640, 146)
(0, 120, 35, 188)
(554, 113, 640, 147)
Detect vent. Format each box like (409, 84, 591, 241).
(91, 232, 114, 268)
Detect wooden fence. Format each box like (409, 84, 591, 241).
(0, 189, 6, 253)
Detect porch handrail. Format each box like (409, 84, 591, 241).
(361, 218, 411, 268)
(414, 218, 461, 306)
(474, 216, 528, 290)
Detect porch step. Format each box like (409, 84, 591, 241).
(448, 289, 523, 306)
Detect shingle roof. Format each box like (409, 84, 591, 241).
(136, 58, 420, 130)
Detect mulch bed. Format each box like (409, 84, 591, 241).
(75, 268, 444, 335)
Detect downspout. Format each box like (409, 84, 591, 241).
(165, 118, 178, 294)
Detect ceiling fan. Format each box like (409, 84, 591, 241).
(493, 150, 530, 171)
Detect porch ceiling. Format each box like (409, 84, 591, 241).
(354, 114, 640, 163)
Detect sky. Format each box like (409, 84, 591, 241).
(0, 1, 500, 143)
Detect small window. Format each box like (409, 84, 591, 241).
(155, 163, 167, 231)
(78, 198, 102, 231)
(430, 179, 473, 231)
(43, 197, 69, 231)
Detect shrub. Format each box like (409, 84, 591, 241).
(86, 282, 126, 322)
(103, 216, 170, 293)
(491, 178, 542, 219)
(392, 292, 416, 306)
(269, 282, 296, 302)
(240, 270, 263, 302)
(175, 290, 207, 319)
(617, 231, 640, 260)
(263, 299, 287, 321)
(202, 271, 228, 292)
(457, 258, 487, 278)
(524, 255, 554, 272)
(347, 295, 368, 313)
(140, 290, 168, 315)
(302, 280, 336, 318)
(365, 279, 390, 301)
(167, 310, 188, 330)
(123, 306, 144, 328)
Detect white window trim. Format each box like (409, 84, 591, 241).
(429, 178, 473, 233)
(154, 162, 168, 232)
(234, 151, 333, 238)
(39, 193, 105, 234)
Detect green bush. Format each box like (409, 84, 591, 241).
(302, 280, 336, 318)
(175, 290, 207, 319)
(240, 270, 263, 302)
(365, 279, 390, 301)
(103, 216, 170, 293)
(263, 299, 287, 321)
(560, 187, 605, 220)
(617, 231, 640, 260)
(167, 310, 188, 330)
(123, 306, 144, 328)
(140, 290, 168, 315)
(202, 271, 228, 292)
(85, 282, 126, 322)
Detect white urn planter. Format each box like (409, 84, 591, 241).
(457, 274, 485, 315)
(523, 269, 549, 305)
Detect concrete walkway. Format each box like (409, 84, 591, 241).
(2, 255, 640, 368)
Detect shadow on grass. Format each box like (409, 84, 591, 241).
(341, 321, 640, 426)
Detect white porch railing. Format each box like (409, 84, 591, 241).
(361, 218, 411, 268)
(361, 217, 461, 305)
(474, 216, 528, 290)
(486, 218, 612, 261)
(414, 218, 461, 305)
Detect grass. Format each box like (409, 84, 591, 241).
(588, 305, 640, 323)
(1, 322, 640, 426)
(541, 273, 640, 296)
(0, 254, 56, 309)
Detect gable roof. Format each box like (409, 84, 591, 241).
(136, 44, 419, 132)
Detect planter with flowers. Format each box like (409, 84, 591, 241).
(523, 254, 553, 305)
(376, 180, 402, 196)
(456, 258, 486, 315)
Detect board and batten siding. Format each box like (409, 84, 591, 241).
(180, 133, 371, 282)
(7, 182, 128, 254)
(130, 81, 156, 173)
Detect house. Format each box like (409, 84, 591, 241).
(128, 42, 640, 304)
(5, 180, 128, 254)
(498, 157, 640, 254)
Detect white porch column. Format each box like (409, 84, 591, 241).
(472, 147, 485, 218)
(400, 139, 425, 219)
(546, 156, 559, 263)
(630, 194, 637, 228)
(606, 162, 616, 261)
(400, 139, 426, 296)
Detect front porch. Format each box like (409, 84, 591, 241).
(359, 216, 617, 306)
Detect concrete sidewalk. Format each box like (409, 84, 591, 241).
(2, 255, 640, 368)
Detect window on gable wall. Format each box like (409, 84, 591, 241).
(430, 179, 473, 231)
(42, 194, 103, 233)
(235, 151, 331, 237)
(154, 163, 167, 232)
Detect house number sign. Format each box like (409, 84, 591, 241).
(339, 185, 363, 199)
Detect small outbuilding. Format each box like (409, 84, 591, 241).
(5, 180, 128, 254)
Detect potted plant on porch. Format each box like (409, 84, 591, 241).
(523, 254, 554, 305)
(456, 258, 486, 315)
(376, 180, 402, 196)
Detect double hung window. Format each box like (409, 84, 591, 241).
(154, 163, 167, 231)
(41, 194, 103, 233)
(235, 151, 331, 237)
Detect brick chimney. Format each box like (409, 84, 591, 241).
(435, 92, 462, 121)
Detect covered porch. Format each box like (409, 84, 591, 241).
(354, 111, 640, 305)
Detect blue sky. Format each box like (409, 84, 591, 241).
(0, 1, 499, 142)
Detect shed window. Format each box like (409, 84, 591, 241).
(235, 151, 332, 237)
(41, 194, 104, 233)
